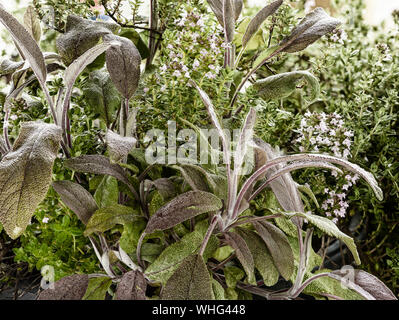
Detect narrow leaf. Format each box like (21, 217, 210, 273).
(280, 7, 341, 53)
(329, 269, 397, 300)
(223, 0, 236, 43)
(64, 155, 134, 193)
(52, 180, 98, 225)
(287, 211, 361, 265)
(242, 0, 283, 48)
(0, 122, 62, 239)
(173, 164, 216, 192)
(37, 274, 89, 300)
(23, 5, 41, 43)
(161, 254, 213, 300)
(253, 221, 294, 280)
(145, 191, 222, 233)
(235, 227, 279, 286)
(0, 4, 46, 85)
(115, 270, 147, 300)
(224, 231, 256, 285)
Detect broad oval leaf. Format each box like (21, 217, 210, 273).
(37, 274, 89, 300)
(224, 231, 256, 285)
(105, 34, 141, 100)
(82, 276, 113, 300)
(0, 121, 62, 239)
(280, 7, 341, 53)
(253, 221, 294, 280)
(115, 270, 147, 300)
(94, 175, 119, 208)
(252, 70, 320, 102)
(56, 15, 119, 65)
(84, 204, 138, 236)
(241, 0, 283, 48)
(330, 269, 397, 300)
(145, 230, 205, 284)
(145, 191, 222, 233)
(0, 4, 46, 85)
(23, 5, 41, 43)
(52, 180, 98, 225)
(161, 254, 213, 300)
(235, 227, 279, 286)
(105, 130, 136, 163)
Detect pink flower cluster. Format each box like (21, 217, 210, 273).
(294, 112, 358, 222)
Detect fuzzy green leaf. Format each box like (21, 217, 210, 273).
(0, 59, 24, 76)
(82, 276, 112, 300)
(252, 70, 320, 102)
(83, 70, 121, 127)
(253, 221, 294, 280)
(94, 176, 119, 208)
(172, 164, 216, 192)
(105, 130, 136, 163)
(241, 0, 283, 48)
(235, 227, 279, 286)
(287, 211, 361, 265)
(161, 254, 213, 300)
(224, 231, 256, 285)
(0, 122, 62, 239)
(84, 205, 138, 236)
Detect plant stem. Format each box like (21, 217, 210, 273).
(199, 216, 218, 257)
(3, 109, 11, 151)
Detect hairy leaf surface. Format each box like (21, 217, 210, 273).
(52, 180, 98, 225)
(161, 254, 213, 300)
(253, 221, 294, 280)
(280, 7, 341, 53)
(115, 270, 147, 300)
(105, 34, 141, 99)
(252, 70, 320, 101)
(0, 122, 62, 239)
(224, 231, 256, 284)
(144, 191, 222, 233)
(37, 274, 89, 300)
(84, 205, 138, 236)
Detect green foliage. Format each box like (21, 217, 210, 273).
(0, 0, 397, 301)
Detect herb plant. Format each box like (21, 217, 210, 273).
(0, 0, 397, 300)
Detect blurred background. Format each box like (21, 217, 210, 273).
(2, 0, 399, 27)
